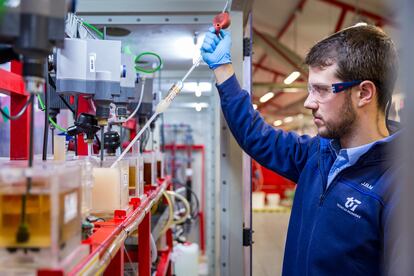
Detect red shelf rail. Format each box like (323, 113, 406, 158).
(37, 178, 173, 276)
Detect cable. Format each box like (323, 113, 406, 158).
(125, 77, 146, 122)
(135, 52, 163, 74)
(166, 190, 191, 225)
(150, 234, 158, 263)
(37, 94, 67, 132)
(385, 97, 392, 133)
(173, 182, 200, 219)
(0, 95, 33, 121)
(160, 191, 174, 236)
(82, 21, 104, 39)
(95, 133, 101, 150)
(109, 77, 146, 125)
(42, 82, 49, 161)
(16, 95, 35, 243)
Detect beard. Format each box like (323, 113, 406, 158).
(316, 94, 357, 139)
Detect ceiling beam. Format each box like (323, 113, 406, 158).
(254, 0, 308, 79)
(231, 0, 254, 26)
(276, 0, 308, 40)
(253, 29, 308, 76)
(334, 8, 347, 32)
(256, 92, 284, 110)
(260, 93, 308, 115)
(253, 82, 306, 90)
(252, 63, 286, 77)
(319, 0, 396, 26)
(253, 55, 267, 75)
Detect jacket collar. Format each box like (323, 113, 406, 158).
(318, 130, 401, 165)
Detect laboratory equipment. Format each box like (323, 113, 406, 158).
(91, 158, 129, 215)
(0, 162, 82, 268)
(143, 151, 156, 186)
(127, 155, 144, 198)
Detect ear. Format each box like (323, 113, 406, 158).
(356, 80, 376, 108)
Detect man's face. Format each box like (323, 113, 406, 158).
(304, 64, 357, 139)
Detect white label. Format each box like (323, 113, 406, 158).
(89, 53, 96, 72)
(64, 192, 78, 224)
(124, 173, 128, 186)
(185, 168, 193, 177)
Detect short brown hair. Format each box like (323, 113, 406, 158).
(305, 24, 398, 112)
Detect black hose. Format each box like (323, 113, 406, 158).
(0, 96, 33, 121)
(42, 83, 49, 161)
(172, 179, 200, 219)
(16, 94, 35, 243)
(42, 67, 53, 161)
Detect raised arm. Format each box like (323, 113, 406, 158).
(201, 28, 317, 182)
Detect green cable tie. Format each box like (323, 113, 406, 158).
(135, 52, 163, 74)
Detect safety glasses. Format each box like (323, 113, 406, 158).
(307, 80, 362, 102)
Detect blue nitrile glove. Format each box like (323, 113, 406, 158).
(200, 27, 232, 70)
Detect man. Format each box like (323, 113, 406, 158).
(201, 24, 399, 275)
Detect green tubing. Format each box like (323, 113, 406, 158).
(135, 52, 163, 73)
(36, 95, 67, 132)
(82, 21, 104, 39)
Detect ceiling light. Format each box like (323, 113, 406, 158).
(284, 71, 301, 85)
(283, 88, 301, 93)
(259, 92, 274, 103)
(283, 116, 294, 123)
(273, 120, 283, 127)
(253, 104, 258, 110)
(183, 81, 212, 93)
(195, 86, 202, 97)
(190, 102, 208, 111)
(198, 82, 212, 91)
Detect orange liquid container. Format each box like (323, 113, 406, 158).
(143, 152, 156, 186)
(0, 163, 82, 268)
(127, 155, 144, 198)
(156, 151, 164, 179)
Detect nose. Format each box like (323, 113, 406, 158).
(304, 93, 318, 110)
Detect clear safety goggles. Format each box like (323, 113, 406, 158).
(307, 80, 362, 102)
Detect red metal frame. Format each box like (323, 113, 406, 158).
(0, 62, 30, 160)
(253, 0, 308, 77)
(76, 96, 94, 155)
(138, 210, 151, 276)
(334, 8, 348, 32)
(254, 28, 307, 76)
(252, 62, 286, 78)
(36, 180, 172, 276)
(319, 0, 395, 26)
(163, 144, 206, 254)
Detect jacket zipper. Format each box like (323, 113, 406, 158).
(318, 154, 348, 206)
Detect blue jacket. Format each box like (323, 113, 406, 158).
(217, 75, 400, 276)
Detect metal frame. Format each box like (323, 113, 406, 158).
(77, 0, 226, 14)
(398, 0, 414, 274)
(0, 62, 30, 160)
(242, 11, 253, 276)
(37, 181, 171, 276)
(217, 10, 247, 276)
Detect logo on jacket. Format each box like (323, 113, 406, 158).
(344, 197, 361, 211)
(361, 182, 373, 190)
(337, 197, 362, 219)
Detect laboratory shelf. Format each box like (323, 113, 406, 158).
(37, 178, 173, 276)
